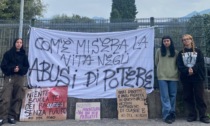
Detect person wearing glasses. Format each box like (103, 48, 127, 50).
(177, 34, 210, 124)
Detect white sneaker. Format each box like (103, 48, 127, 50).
(0, 119, 4, 126)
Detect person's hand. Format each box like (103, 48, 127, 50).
(188, 67, 193, 76)
(14, 66, 19, 72)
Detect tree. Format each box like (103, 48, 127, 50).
(51, 14, 94, 23)
(0, 0, 46, 20)
(47, 14, 100, 32)
(110, 0, 138, 22)
(183, 14, 210, 57)
(0, 0, 7, 18)
(110, 9, 121, 22)
(202, 14, 210, 57)
(185, 15, 207, 55)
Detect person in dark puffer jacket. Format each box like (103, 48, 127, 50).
(0, 38, 29, 125)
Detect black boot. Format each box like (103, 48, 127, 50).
(164, 115, 173, 124)
(170, 113, 176, 122)
(200, 116, 210, 124)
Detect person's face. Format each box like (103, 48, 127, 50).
(182, 36, 192, 47)
(15, 39, 23, 51)
(163, 39, 171, 48)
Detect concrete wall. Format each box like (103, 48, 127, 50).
(67, 90, 210, 119)
(0, 83, 209, 119)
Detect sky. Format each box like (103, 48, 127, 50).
(42, 0, 210, 19)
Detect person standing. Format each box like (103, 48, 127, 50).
(155, 36, 179, 124)
(0, 38, 29, 125)
(177, 34, 210, 124)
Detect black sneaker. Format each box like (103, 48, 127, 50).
(187, 116, 197, 122)
(8, 118, 16, 124)
(200, 117, 210, 124)
(0, 119, 4, 126)
(170, 113, 176, 122)
(164, 116, 173, 124)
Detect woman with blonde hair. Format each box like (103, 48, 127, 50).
(177, 34, 210, 124)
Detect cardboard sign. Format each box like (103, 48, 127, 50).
(20, 86, 68, 121)
(117, 88, 148, 120)
(75, 102, 100, 120)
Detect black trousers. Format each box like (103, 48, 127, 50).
(182, 80, 207, 119)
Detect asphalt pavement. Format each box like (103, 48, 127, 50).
(1, 118, 210, 126)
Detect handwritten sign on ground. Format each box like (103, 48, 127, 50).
(117, 88, 148, 120)
(75, 102, 100, 120)
(20, 86, 68, 121)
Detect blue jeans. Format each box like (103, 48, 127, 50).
(158, 80, 178, 120)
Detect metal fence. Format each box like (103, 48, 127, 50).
(0, 17, 209, 89)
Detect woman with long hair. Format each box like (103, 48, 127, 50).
(155, 36, 179, 124)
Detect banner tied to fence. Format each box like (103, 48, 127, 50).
(28, 27, 154, 99)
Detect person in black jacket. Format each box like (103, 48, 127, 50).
(0, 38, 29, 125)
(177, 34, 210, 124)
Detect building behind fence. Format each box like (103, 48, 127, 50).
(0, 17, 209, 89)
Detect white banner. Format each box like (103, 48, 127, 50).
(28, 27, 154, 99)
